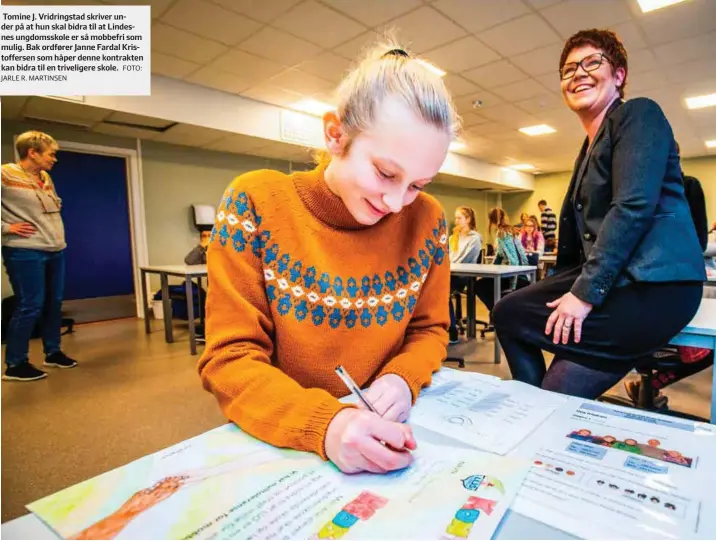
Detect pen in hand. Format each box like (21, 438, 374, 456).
(334, 365, 411, 453)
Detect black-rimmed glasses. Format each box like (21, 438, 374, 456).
(560, 52, 611, 80)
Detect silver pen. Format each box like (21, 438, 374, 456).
(335, 365, 379, 415)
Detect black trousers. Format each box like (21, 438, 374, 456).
(493, 265, 703, 399)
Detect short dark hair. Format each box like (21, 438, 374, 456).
(538, 200, 547, 207)
(559, 29, 628, 98)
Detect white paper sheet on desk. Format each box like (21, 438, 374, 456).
(27, 424, 530, 540)
(409, 371, 567, 455)
(509, 400, 716, 540)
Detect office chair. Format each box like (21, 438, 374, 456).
(599, 347, 710, 422)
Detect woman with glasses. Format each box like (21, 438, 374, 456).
(1, 130, 78, 382)
(491, 29, 705, 398)
(519, 215, 544, 266)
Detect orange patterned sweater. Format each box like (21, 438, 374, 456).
(198, 165, 450, 459)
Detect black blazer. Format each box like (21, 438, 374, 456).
(557, 97, 706, 306)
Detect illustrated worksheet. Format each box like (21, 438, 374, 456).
(27, 424, 530, 540)
(410, 370, 567, 454)
(509, 400, 716, 539)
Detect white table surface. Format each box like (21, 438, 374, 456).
(450, 263, 537, 277)
(140, 264, 207, 276)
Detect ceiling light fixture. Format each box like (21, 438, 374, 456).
(518, 124, 556, 136)
(449, 141, 466, 152)
(416, 59, 446, 77)
(290, 99, 335, 117)
(636, 0, 688, 13)
(685, 93, 716, 110)
(706, 140, 716, 149)
(509, 164, 536, 171)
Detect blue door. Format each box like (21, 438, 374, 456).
(51, 150, 134, 301)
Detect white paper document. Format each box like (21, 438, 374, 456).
(510, 400, 716, 540)
(410, 370, 567, 455)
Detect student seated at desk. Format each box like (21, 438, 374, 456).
(473, 208, 531, 313)
(519, 215, 545, 266)
(448, 206, 482, 343)
(491, 29, 705, 399)
(184, 231, 211, 265)
(198, 39, 457, 475)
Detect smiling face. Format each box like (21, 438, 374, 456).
(323, 96, 450, 226)
(560, 46, 625, 118)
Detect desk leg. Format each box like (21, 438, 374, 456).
(141, 269, 150, 334)
(161, 273, 173, 343)
(493, 277, 502, 364)
(467, 278, 476, 339)
(197, 277, 205, 326)
(186, 276, 196, 355)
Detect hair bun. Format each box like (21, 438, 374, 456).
(383, 48, 409, 58)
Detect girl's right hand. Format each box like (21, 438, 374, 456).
(325, 409, 416, 474)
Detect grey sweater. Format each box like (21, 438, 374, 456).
(1, 163, 66, 252)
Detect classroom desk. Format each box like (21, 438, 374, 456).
(450, 263, 537, 364)
(0, 423, 574, 541)
(668, 298, 716, 422)
(140, 264, 208, 355)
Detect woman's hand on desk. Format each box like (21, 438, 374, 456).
(360, 374, 412, 422)
(325, 409, 416, 474)
(545, 292, 593, 345)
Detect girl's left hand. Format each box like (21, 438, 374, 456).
(360, 374, 412, 423)
(545, 292, 593, 345)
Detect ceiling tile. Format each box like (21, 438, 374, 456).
(321, 0, 423, 27)
(272, 1, 366, 49)
(25, 98, 111, 123)
(0, 97, 28, 119)
(610, 21, 647, 51)
(151, 52, 200, 79)
(443, 75, 480, 98)
(202, 133, 269, 153)
(333, 31, 381, 60)
(298, 52, 354, 84)
(185, 66, 257, 94)
(102, 0, 173, 18)
(636, 0, 716, 46)
(432, 0, 531, 34)
(93, 123, 162, 139)
(664, 59, 716, 86)
(206, 0, 302, 23)
(241, 83, 304, 107)
(151, 23, 228, 64)
(535, 72, 561, 94)
(492, 78, 548, 102)
(479, 103, 542, 128)
(514, 92, 563, 114)
(106, 111, 173, 128)
(423, 37, 500, 73)
(463, 60, 528, 89)
(464, 121, 513, 137)
(156, 124, 229, 146)
(625, 69, 669, 93)
(653, 31, 716, 66)
(541, 0, 633, 39)
(460, 112, 490, 127)
(238, 27, 322, 66)
(378, 6, 467, 53)
(525, 0, 563, 8)
(454, 89, 504, 112)
(161, 0, 262, 46)
(478, 14, 561, 57)
(511, 43, 562, 77)
(628, 48, 659, 74)
(208, 50, 286, 81)
(268, 69, 335, 96)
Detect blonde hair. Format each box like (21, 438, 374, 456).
(15, 131, 57, 160)
(317, 36, 460, 162)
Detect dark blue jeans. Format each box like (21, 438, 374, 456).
(2, 247, 65, 367)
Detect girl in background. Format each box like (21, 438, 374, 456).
(520, 215, 545, 266)
(448, 206, 482, 343)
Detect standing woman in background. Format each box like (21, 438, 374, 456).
(493, 29, 705, 398)
(199, 39, 459, 475)
(448, 206, 482, 342)
(1, 131, 78, 382)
